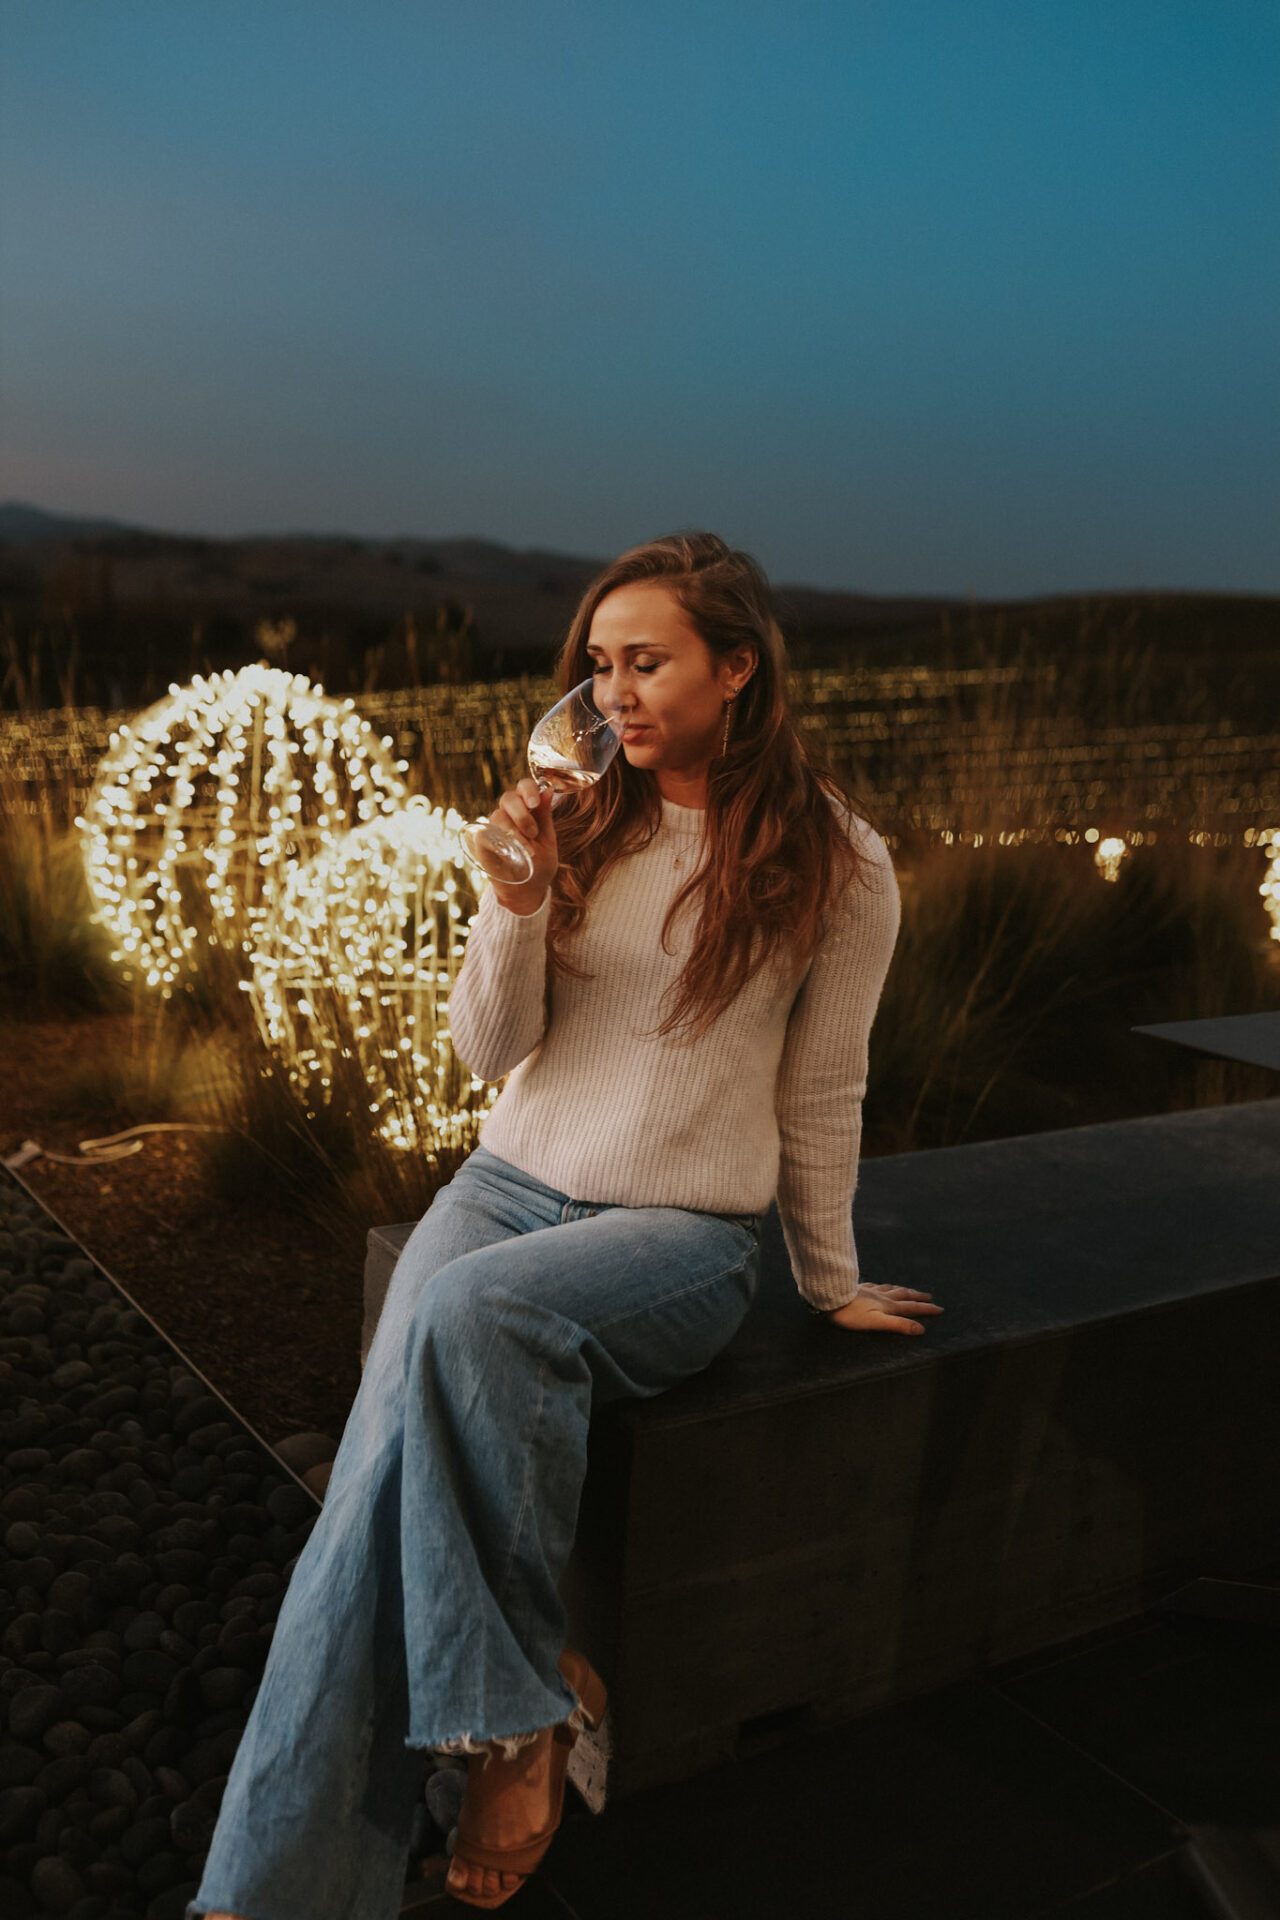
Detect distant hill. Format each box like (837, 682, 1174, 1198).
(0, 500, 958, 627)
(1, 502, 1275, 719)
(0, 502, 968, 705)
(0, 502, 139, 543)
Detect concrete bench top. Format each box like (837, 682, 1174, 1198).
(1132, 1010, 1280, 1072)
(701, 1094, 1280, 1409)
(368, 1097, 1280, 1421)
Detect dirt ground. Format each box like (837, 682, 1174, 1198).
(2, 1015, 370, 1447)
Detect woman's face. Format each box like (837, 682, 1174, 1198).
(584, 582, 755, 787)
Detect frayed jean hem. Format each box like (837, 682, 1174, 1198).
(424, 1693, 596, 1763)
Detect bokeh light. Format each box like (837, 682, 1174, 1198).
(1093, 836, 1129, 883)
(1257, 828, 1280, 943)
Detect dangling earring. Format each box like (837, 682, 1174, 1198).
(720, 689, 738, 755)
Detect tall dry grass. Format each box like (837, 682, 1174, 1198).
(867, 832, 1279, 1154)
(0, 769, 129, 1018)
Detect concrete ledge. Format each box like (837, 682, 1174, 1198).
(364, 1099, 1280, 1795)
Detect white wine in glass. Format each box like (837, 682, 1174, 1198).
(460, 677, 624, 884)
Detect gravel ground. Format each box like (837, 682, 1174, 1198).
(2, 1017, 373, 1445)
(0, 1168, 451, 1919)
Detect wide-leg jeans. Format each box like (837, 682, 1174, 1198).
(188, 1145, 761, 1920)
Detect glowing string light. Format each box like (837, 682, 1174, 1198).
(75, 666, 407, 995)
(248, 797, 497, 1155)
(1257, 828, 1280, 943)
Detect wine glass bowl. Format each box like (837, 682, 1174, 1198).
(460, 678, 623, 885)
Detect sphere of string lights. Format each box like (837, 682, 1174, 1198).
(76, 665, 407, 995)
(248, 797, 497, 1157)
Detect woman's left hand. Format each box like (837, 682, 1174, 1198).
(825, 1286, 944, 1335)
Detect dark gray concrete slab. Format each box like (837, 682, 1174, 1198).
(683, 1095, 1280, 1417)
(368, 1098, 1280, 1413)
(1132, 1011, 1280, 1071)
(542, 1674, 1186, 1920)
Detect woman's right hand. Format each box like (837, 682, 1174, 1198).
(486, 777, 558, 914)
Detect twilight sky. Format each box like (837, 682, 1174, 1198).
(1, 1, 1277, 597)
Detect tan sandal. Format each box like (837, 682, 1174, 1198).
(445, 1648, 607, 1910)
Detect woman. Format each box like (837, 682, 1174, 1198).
(192, 532, 940, 1920)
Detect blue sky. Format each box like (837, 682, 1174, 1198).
(1, 0, 1277, 595)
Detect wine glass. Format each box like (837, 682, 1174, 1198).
(460, 677, 625, 885)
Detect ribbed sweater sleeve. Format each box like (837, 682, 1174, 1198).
(447, 885, 550, 1080)
(773, 824, 902, 1310)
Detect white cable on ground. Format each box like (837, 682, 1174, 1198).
(2, 1122, 228, 1172)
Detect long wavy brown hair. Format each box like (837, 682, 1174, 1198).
(548, 531, 882, 1036)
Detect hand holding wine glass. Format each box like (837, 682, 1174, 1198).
(478, 776, 560, 914)
(460, 678, 624, 904)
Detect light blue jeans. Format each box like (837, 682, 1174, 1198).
(189, 1145, 761, 1920)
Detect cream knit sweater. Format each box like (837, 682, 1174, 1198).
(447, 796, 901, 1310)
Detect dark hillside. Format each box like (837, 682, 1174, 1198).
(0, 504, 1274, 719)
(0, 506, 963, 709)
